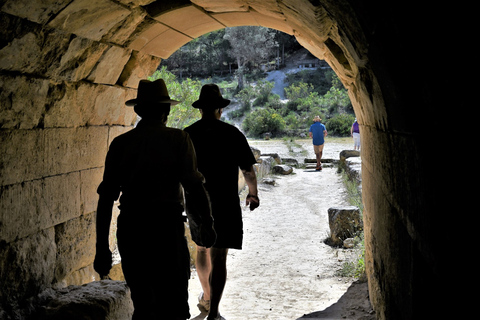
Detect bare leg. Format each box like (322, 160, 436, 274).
(196, 246, 211, 300)
(208, 247, 229, 319)
(315, 151, 322, 169)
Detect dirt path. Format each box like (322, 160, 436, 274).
(187, 138, 374, 320)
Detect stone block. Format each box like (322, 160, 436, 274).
(0, 228, 56, 309)
(273, 164, 293, 175)
(328, 206, 363, 246)
(0, 74, 50, 129)
(191, 0, 248, 12)
(87, 45, 132, 85)
(54, 213, 96, 284)
(212, 11, 257, 27)
(141, 28, 192, 59)
(47, 0, 131, 41)
(0, 172, 85, 242)
(154, 5, 224, 39)
(118, 50, 162, 88)
(44, 82, 137, 127)
(1, 0, 72, 24)
(101, 7, 147, 45)
(43, 127, 108, 176)
(46, 36, 108, 82)
(80, 168, 103, 215)
(0, 129, 45, 185)
(128, 20, 170, 51)
(0, 15, 71, 76)
(33, 280, 133, 320)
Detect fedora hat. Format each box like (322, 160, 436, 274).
(125, 79, 180, 106)
(192, 84, 230, 109)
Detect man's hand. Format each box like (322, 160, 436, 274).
(246, 194, 260, 211)
(94, 245, 112, 279)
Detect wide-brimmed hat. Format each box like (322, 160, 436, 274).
(192, 84, 230, 109)
(125, 79, 180, 106)
(313, 115, 322, 122)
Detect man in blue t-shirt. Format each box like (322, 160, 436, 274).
(309, 116, 328, 171)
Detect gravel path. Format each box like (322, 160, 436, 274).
(187, 138, 373, 320)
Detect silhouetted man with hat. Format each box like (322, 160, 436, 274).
(94, 79, 215, 320)
(184, 84, 259, 320)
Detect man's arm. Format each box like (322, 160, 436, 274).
(94, 195, 114, 278)
(242, 165, 259, 211)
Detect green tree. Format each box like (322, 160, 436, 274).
(224, 26, 277, 89)
(148, 66, 202, 129)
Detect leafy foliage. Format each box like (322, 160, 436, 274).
(242, 108, 286, 137)
(148, 66, 202, 129)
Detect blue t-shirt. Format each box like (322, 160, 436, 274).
(309, 122, 326, 145)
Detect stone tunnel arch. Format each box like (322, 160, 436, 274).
(0, 1, 450, 319)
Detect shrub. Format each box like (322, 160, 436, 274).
(243, 108, 286, 137)
(326, 113, 355, 136)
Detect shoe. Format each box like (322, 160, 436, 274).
(198, 292, 210, 312)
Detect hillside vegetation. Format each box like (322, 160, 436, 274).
(151, 27, 355, 137)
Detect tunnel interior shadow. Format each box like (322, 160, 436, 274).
(297, 281, 375, 320)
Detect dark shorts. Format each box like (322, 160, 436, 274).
(210, 200, 243, 249)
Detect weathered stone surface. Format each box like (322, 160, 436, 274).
(0, 74, 50, 129)
(1, 0, 72, 24)
(255, 156, 275, 179)
(261, 178, 276, 186)
(262, 153, 281, 164)
(154, 5, 224, 39)
(250, 146, 261, 160)
(328, 206, 363, 246)
(118, 50, 162, 88)
(273, 164, 293, 175)
(0, 228, 56, 309)
(339, 149, 361, 161)
(282, 158, 299, 167)
(87, 46, 132, 85)
(34, 280, 133, 320)
(47, 0, 131, 41)
(54, 213, 96, 285)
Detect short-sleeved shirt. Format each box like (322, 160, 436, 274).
(352, 121, 360, 133)
(97, 119, 207, 212)
(184, 119, 257, 249)
(309, 122, 326, 146)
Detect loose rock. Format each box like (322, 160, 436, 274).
(272, 164, 293, 175)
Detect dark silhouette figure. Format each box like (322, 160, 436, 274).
(94, 79, 215, 320)
(184, 84, 259, 320)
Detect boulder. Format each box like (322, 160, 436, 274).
(261, 178, 276, 186)
(282, 158, 299, 167)
(33, 280, 133, 320)
(262, 153, 281, 164)
(273, 164, 293, 175)
(339, 150, 360, 161)
(250, 146, 261, 160)
(328, 206, 362, 246)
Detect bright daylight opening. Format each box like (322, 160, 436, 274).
(141, 26, 369, 319)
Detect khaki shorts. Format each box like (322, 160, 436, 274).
(313, 144, 325, 154)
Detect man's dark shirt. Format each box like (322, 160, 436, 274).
(184, 119, 256, 249)
(97, 119, 208, 213)
(184, 119, 256, 206)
